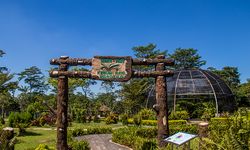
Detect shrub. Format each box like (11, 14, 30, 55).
(69, 140, 90, 150)
(112, 127, 157, 150)
(169, 111, 189, 120)
(105, 113, 118, 124)
(35, 144, 54, 150)
(170, 124, 198, 135)
(120, 114, 128, 125)
(127, 119, 187, 126)
(133, 115, 142, 126)
(70, 127, 112, 137)
(138, 108, 156, 120)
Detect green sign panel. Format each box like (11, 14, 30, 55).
(91, 56, 132, 81)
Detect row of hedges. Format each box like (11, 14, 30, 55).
(127, 119, 187, 126)
(112, 124, 198, 150)
(70, 126, 113, 137)
(112, 127, 157, 150)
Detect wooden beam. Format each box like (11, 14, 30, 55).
(50, 57, 174, 66)
(50, 58, 92, 66)
(49, 70, 174, 78)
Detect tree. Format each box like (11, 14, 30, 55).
(0, 50, 18, 118)
(170, 48, 206, 69)
(18, 66, 48, 94)
(119, 43, 167, 115)
(48, 67, 96, 96)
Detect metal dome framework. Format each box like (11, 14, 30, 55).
(166, 69, 236, 114)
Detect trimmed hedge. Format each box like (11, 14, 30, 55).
(112, 125, 197, 150)
(70, 127, 112, 137)
(128, 119, 187, 126)
(69, 140, 90, 150)
(112, 127, 157, 150)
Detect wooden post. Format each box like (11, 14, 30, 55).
(56, 56, 69, 150)
(155, 55, 169, 147)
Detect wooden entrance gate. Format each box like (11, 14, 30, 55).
(50, 55, 174, 149)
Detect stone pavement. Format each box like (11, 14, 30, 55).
(75, 134, 131, 150)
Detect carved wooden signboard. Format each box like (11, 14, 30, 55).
(91, 56, 132, 82)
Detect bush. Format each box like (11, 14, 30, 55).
(138, 108, 156, 120)
(120, 114, 128, 125)
(170, 124, 198, 135)
(105, 113, 118, 124)
(133, 115, 142, 126)
(169, 111, 189, 120)
(128, 119, 187, 126)
(112, 127, 157, 150)
(69, 140, 90, 150)
(8, 112, 32, 127)
(70, 127, 112, 137)
(35, 144, 54, 150)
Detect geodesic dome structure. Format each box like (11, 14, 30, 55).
(166, 69, 236, 114)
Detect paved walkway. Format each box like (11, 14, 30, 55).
(75, 134, 131, 150)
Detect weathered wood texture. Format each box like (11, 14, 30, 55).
(50, 70, 174, 79)
(56, 57, 69, 150)
(50, 58, 92, 66)
(50, 57, 174, 66)
(155, 55, 169, 147)
(50, 55, 174, 149)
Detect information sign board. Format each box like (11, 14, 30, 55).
(91, 56, 132, 81)
(164, 132, 197, 146)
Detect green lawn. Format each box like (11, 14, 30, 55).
(14, 122, 124, 150)
(15, 128, 56, 150)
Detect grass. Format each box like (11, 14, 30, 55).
(15, 128, 56, 150)
(14, 121, 124, 150)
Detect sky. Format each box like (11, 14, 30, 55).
(0, 0, 250, 92)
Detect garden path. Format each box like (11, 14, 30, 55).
(75, 134, 131, 150)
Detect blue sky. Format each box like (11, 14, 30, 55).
(0, 0, 250, 89)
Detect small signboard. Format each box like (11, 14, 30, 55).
(91, 56, 132, 82)
(164, 132, 197, 146)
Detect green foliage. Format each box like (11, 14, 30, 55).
(112, 127, 157, 150)
(69, 140, 90, 150)
(128, 119, 187, 126)
(169, 110, 189, 120)
(170, 48, 206, 69)
(18, 66, 48, 94)
(70, 127, 112, 137)
(138, 108, 156, 120)
(120, 113, 129, 125)
(133, 115, 142, 126)
(204, 112, 250, 149)
(8, 112, 32, 127)
(105, 113, 118, 124)
(34, 144, 54, 150)
(0, 117, 5, 125)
